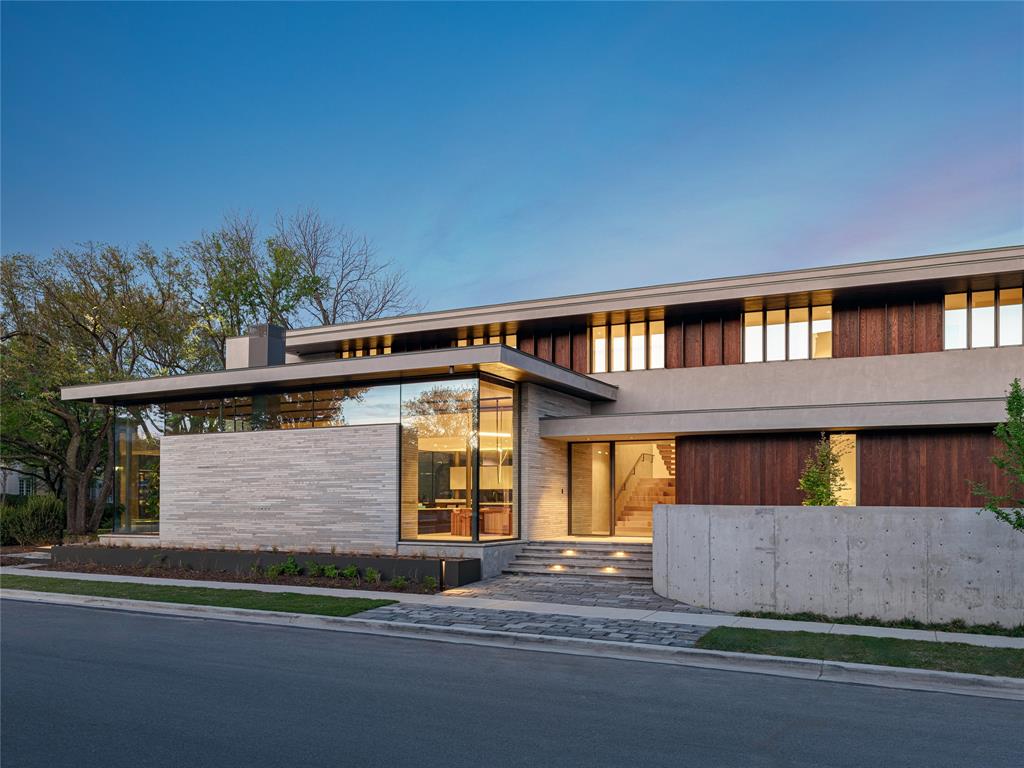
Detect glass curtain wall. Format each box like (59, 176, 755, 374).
(113, 408, 164, 534)
(116, 375, 518, 542)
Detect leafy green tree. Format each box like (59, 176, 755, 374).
(797, 433, 849, 506)
(973, 378, 1024, 532)
(1, 246, 202, 534)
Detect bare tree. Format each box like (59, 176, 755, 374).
(278, 207, 419, 327)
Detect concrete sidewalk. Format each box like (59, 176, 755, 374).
(3, 565, 1022, 649)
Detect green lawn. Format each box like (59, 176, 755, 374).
(0, 574, 395, 618)
(735, 609, 1023, 637)
(696, 627, 1024, 678)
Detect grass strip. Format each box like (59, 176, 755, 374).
(695, 627, 1024, 678)
(735, 609, 1023, 637)
(0, 574, 395, 618)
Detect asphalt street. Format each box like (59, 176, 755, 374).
(1, 599, 1021, 767)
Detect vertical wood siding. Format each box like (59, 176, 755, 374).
(834, 296, 944, 358)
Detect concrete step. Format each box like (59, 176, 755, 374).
(514, 554, 652, 567)
(518, 544, 652, 556)
(502, 563, 653, 579)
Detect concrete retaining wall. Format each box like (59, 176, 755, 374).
(653, 504, 1024, 625)
(160, 424, 400, 553)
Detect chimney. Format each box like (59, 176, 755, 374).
(225, 324, 286, 369)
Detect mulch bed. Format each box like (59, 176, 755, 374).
(41, 561, 439, 594)
(1, 556, 34, 567)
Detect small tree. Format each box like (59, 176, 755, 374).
(973, 378, 1024, 532)
(797, 433, 849, 506)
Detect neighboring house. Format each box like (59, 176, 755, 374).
(60, 246, 1023, 579)
(1, 466, 40, 500)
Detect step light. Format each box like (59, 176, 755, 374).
(602, 566, 618, 574)
(561, 549, 577, 556)
(549, 564, 565, 571)
(611, 551, 627, 558)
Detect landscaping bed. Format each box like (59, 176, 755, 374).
(695, 627, 1024, 678)
(42, 557, 441, 594)
(51, 544, 481, 588)
(0, 574, 394, 617)
(735, 609, 1024, 638)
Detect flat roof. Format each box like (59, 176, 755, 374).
(283, 245, 1024, 354)
(60, 345, 618, 406)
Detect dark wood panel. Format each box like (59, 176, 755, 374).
(676, 433, 817, 505)
(535, 334, 552, 362)
(914, 299, 943, 353)
(518, 335, 535, 356)
(666, 322, 683, 369)
(683, 322, 703, 367)
(859, 305, 887, 357)
(553, 332, 571, 368)
(723, 317, 742, 365)
(702, 319, 723, 366)
(571, 330, 589, 374)
(859, 428, 1006, 507)
(833, 305, 860, 358)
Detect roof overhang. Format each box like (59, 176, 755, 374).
(283, 245, 1024, 355)
(60, 345, 618, 406)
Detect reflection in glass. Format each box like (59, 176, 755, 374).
(649, 320, 665, 369)
(400, 379, 478, 541)
(629, 322, 646, 370)
(944, 293, 968, 349)
(999, 288, 1023, 346)
(971, 290, 995, 348)
(765, 309, 786, 361)
(811, 306, 833, 358)
(570, 443, 611, 535)
(744, 311, 763, 363)
(610, 324, 627, 372)
(591, 326, 608, 373)
(788, 307, 809, 360)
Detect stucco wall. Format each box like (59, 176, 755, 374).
(160, 424, 400, 553)
(653, 504, 1024, 625)
(519, 383, 591, 540)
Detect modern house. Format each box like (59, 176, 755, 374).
(61, 246, 1023, 579)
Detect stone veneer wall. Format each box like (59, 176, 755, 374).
(160, 424, 400, 553)
(519, 383, 591, 540)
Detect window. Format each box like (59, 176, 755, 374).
(765, 309, 786, 361)
(18, 475, 36, 497)
(999, 288, 1023, 346)
(944, 293, 968, 349)
(830, 433, 857, 506)
(591, 326, 608, 373)
(610, 324, 627, 372)
(629, 322, 646, 370)
(945, 290, 1022, 349)
(811, 305, 832, 358)
(788, 308, 809, 360)
(971, 291, 996, 348)
(648, 320, 665, 369)
(745, 305, 832, 362)
(505, 334, 517, 349)
(743, 312, 764, 363)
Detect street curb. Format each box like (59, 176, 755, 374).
(4, 589, 1022, 701)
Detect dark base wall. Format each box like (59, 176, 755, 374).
(675, 428, 1005, 507)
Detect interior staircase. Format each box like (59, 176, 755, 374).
(614, 477, 674, 536)
(503, 541, 653, 580)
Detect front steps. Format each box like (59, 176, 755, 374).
(503, 541, 653, 580)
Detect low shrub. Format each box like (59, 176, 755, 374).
(341, 564, 359, 582)
(364, 567, 381, 585)
(0, 495, 65, 546)
(422, 575, 437, 592)
(388, 576, 407, 590)
(266, 556, 301, 579)
(321, 564, 339, 579)
(304, 561, 323, 577)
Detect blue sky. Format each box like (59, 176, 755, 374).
(3, 2, 1022, 311)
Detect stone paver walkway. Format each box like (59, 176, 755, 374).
(443, 573, 722, 614)
(362, 603, 710, 647)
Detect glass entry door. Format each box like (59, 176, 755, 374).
(570, 440, 675, 537)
